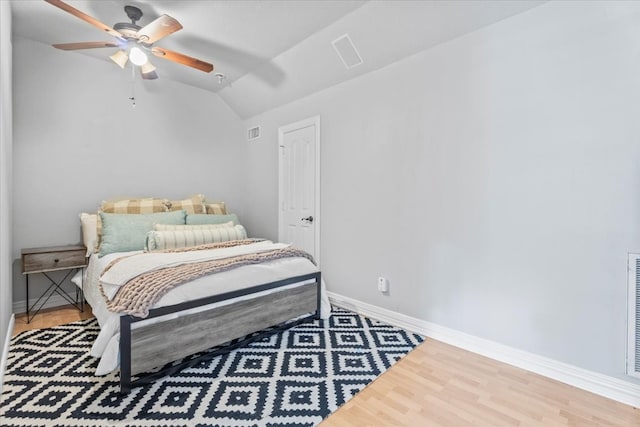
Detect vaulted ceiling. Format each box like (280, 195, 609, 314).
(11, 0, 546, 118)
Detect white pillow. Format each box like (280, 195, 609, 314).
(79, 213, 98, 256)
(145, 225, 248, 251)
(154, 222, 234, 231)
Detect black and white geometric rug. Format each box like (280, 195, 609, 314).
(1, 309, 423, 427)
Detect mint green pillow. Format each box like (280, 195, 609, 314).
(99, 210, 186, 257)
(186, 213, 239, 225)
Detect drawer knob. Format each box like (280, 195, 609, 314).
(54, 259, 59, 263)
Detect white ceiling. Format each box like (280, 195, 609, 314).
(11, 0, 546, 118)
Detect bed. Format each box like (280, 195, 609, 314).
(77, 196, 330, 394)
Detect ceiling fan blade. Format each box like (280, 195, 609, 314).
(151, 47, 214, 73)
(137, 15, 183, 44)
(44, 0, 125, 41)
(53, 41, 120, 51)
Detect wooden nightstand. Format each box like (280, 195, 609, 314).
(21, 245, 88, 323)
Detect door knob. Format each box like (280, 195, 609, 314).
(301, 216, 314, 223)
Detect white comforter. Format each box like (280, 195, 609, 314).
(79, 241, 330, 375)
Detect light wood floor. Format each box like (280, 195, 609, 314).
(321, 338, 639, 426)
(12, 304, 94, 336)
(11, 305, 640, 426)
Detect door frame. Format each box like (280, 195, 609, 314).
(278, 115, 321, 266)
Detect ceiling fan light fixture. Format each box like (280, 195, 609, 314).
(110, 49, 129, 68)
(129, 46, 148, 66)
(140, 61, 156, 74)
(141, 70, 159, 80)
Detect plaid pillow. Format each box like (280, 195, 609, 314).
(168, 194, 206, 214)
(205, 202, 227, 215)
(101, 198, 169, 213)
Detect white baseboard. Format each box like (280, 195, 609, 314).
(12, 294, 76, 315)
(327, 291, 640, 409)
(0, 313, 15, 396)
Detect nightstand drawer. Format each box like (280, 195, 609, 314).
(22, 245, 87, 274)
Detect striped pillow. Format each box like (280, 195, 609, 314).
(154, 222, 234, 231)
(205, 202, 227, 215)
(145, 225, 247, 251)
(168, 194, 206, 214)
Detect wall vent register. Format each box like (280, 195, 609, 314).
(332, 33, 363, 69)
(248, 126, 261, 141)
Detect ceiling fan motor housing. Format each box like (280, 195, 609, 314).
(113, 22, 141, 40)
(114, 5, 144, 39)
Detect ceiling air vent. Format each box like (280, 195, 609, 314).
(247, 126, 261, 141)
(332, 33, 363, 70)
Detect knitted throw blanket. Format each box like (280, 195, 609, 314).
(103, 240, 315, 318)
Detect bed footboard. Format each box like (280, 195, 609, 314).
(119, 271, 321, 393)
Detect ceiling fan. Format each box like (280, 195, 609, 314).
(44, 0, 214, 80)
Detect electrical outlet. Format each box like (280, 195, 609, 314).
(377, 276, 389, 293)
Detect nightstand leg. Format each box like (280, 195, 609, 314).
(73, 268, 85, 312)
(80, 267, 84, 312)
(26, 274, 30, 324)
(27, 271, 85, 321)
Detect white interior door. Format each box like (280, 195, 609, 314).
(278, 116, 320, 265)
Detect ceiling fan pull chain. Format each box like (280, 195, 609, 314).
(129, 63, 136, 108)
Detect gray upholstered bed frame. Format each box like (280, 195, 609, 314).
(119, 271, 321, 393)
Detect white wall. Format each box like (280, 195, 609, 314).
(0, 0, 14, 382)
(242, 0, 640, 383)
(11, 36, 246, 303)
